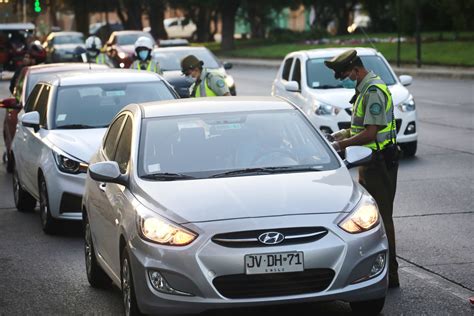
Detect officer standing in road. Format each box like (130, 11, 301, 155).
(84, 36, 114, 67)
(180, 54, 230, 97)
(129, 36, 162, 74)
(325, 49, 400, 288)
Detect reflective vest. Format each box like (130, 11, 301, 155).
(351, 76, 396, 150)
(95, 53, 107, 64)
(195, 74, 217, 97)
(131, 60, 158, 72)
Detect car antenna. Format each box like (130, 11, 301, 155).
(348, 23, 378, 51)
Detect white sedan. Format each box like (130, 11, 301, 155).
(11, 69, 178, 234)
(272, 47, 418, 156)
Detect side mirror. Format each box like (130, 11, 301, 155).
(88, 161, 128, 186)
(0, 97, 21, 110)
(284, 81, 300, 92)
(399, 75, 413, 86)
(223, 62, 233, 70)
(344, 146, 372, 169)
(20, 111, 40, 132)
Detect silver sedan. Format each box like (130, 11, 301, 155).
(83, 96, 388, 315)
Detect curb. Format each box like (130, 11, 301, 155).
(224, 58, 474, 80)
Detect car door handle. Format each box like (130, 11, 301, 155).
(99, 182, 106, 192)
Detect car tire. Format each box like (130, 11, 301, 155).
(38, 176, 59, 234)
(350, 297, 385, 315)
(6, 151, 14, 173)
(121, 248, 142, 316)
(400, 141, 417, 157)
(84, 213, 111, 288)
(12, 166, 36, 212)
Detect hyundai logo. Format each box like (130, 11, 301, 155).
(258, 232, 285, 245)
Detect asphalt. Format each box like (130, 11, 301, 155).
(222, 57, 474, 80)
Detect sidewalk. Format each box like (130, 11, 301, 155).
(223, 57, 474, 80)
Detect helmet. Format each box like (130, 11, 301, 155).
(134, 36, 154, 52)
(85, 36, 102, 51)
(28, 40, 46, 63)
(181, 55, 203, 74)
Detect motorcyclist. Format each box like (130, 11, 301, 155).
(84, 36, 113, 66)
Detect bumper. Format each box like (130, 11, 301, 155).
(128, 214, 388, 315)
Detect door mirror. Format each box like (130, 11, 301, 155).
(223, 62, 233, 70)
(20, 111, 40, 132)
(399, 75, 413, 86)
(89, 161, 128, 186)
(344, 146, 372, 169)
(284, 81, 300, 92)
(0, 97, 21, 110)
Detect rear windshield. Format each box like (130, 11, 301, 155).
(152, 49, 220, 71)
(117, 33, 155, 46)
(52, 35, 84, 45)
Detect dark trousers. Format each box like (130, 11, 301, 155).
(359, 156, 399, 280)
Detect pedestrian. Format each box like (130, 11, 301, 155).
(324, 49, 400, 288)
(9, 52, 35, 94)
(180, 54, 231, 97)
(84, 36, 114, 67)
(129, 36, 162, 74)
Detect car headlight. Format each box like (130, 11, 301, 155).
(137, 207, 197, 246)
(53, 151, 88, 174)
(339, 194, 380, 233)
(398, 95, 416, 112)
(224, 75, 235, 88)
(314, 101, 340, 116)
(117, 52, 127, 59)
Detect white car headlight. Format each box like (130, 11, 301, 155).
(117, 52, 127, 59)
(224, 75, 235, 88)
(137, 207, 197, 246)
(339, 194, 380, 233)
(53, 151, 88, 174)
(314, 101, 341, 116)
(398, 95, 416, 112)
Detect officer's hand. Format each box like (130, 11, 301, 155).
(331, 129, 350, 141)
(331, 141, 341, 152)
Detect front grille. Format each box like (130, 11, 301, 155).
(213, 268, 335, 299)
(338, 119, 402, 134)
(59, 193, 82, 213)
(212, 227, 328, 248)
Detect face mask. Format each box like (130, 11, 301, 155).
(185, 75, 196, 83)
(341, 76, 357, 89)
(138, 50, 149, 61)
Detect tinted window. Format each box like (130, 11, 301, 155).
(306, 55, 396, 89)
(152, 48, 220, 71)
(24, 84, 42, 113)
(282, 58, 293, 81)
(117, 33, 154, 45)
(104, 115, 126, 159)
(114, 117, 133, 173)
(139, 110, 339, 178)
(53, 81, 174, 129)
(291, 58, 301, 87)
(52, 35, 84, 45)
(34, 85, 51, 127)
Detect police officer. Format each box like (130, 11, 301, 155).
(325, 49, 400, 288)
(180, 54, 230, 97)
(129, 36, 162, 74)
(85, 36, 113, 66)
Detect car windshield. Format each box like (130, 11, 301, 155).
(152, 49, 220, 71)
(52, 35, 84, 45)
(138, 109, 339, 179)
(53, 81, 174, 129)
(306, 55, 396, 89)
(117, 33, 154, 45)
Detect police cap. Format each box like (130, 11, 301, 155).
(181, 55, 203, 74)
(324, 49, 358, 79)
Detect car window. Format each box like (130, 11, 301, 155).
(103, 115, 126, 159)
(282, 58, 293, 81)
(53, 81, 174, 129)
(34, 85, 51, 127)
(23, 84, 42, 113)
(52, 35, 84, 45)
(139, 109, 339, 178)
(117, 33, 155, 46)
(114, 116, 133, 173)
(290, 58, 302, 88)
(169, 21, 178, 27)
(152, 48, 220, 70)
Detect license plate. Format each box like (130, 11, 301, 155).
(245, 251, 304, 275)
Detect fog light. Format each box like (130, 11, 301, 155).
(370, 253, 386, 277)
(148, 270, 193, 296)
(404, 122, 416, 135)
(320, 126, 333, 135)
(119, 62, 125, 68)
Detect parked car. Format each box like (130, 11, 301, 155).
(152, 46, 236, 98)
(1, 63, 109, 173)
(43, 31, 85, 63)
(164, 17, 197, 40)
(104, 31, 156, 68)
(83, 96, 388, 315)
(272, 47, 418, 156)
(11, 69, 178, 234)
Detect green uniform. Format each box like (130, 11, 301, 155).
(190, 69, 230, 97)
(130, 59, 162, 75)
(352, 71, 399, 284)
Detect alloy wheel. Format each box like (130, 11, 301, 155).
(39, 180, 49, 227)
(13, 170, 20, 206)
(85, 222, 92, 277)
(122, 257, 131, 316)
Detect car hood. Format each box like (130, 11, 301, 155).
(308, 83, 410, 109)
(134, 169, 361, 224)
(46, 128, 107, 162)
(53, 44, 85, 52)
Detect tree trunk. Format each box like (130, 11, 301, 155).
(124, 0, 143, 30)
(196, 7, 211, 42)
(73, 1, 89, 36)
(148, 0, 168, 40)
(50, 0, 58, 27)
(116, 1, 127, 27)
(221, 0, 239, 50)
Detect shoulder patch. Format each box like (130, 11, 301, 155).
(216, 79, 225, 88)
(369, 103, 382, 115)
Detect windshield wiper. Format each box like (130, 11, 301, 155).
(315, 84, 342, 89)
(210, 166, 324, 178)
(141, 172, 196, 181)
(56, 124, 105, 129)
